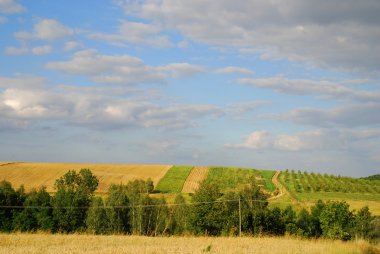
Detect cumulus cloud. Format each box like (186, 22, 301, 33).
(225, 101, 267, 115)
(239, 77, 380, 102)
(4, 45, 28, 55)
(279, 103, 380, 128)
(15, 19, 73, 41)
(158, 63, 204, 78)
(88, 20, 173, 48)
(226, 129, 380, 151)
(117, 0, 380, 74)
(0, 75, 222, 130)
(46, 49, 204, 84)
(64, 41, 81, 51)
(31, 45, 52, 55)
(216, 66, 254, 75)
(0, 0, 24, 14)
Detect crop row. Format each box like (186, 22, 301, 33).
(282, 169, 380, 194)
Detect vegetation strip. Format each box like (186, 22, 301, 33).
(155, 166, 193, 193)
(0, 168, 378, 243)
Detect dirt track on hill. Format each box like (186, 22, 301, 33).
(181, 166, 209, 193)
(268, 170, 285, 200)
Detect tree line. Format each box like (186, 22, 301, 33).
(0, 168, 379, 241)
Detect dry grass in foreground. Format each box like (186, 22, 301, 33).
(0, 234, 378, 254)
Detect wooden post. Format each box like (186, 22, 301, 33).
(239, 197, 242, 237)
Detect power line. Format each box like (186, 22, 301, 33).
(0, 198, 295, 209)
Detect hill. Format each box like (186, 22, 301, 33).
(0, 162, 379, 215)
(0, 162, 172, 194)
(362, 174, 380, 181)
(274, 169, 380, 215)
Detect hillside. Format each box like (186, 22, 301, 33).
(274, 169, 380, 215)
(0, 162, 379, 215)
(362, 174, 380, 181)
(0, 162, 172, 193)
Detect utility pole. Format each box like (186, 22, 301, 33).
(239, 197, 242, 237)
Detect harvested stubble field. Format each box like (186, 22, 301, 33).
(0, 234, 378, 254)
(181, 166, 209, 193)
(0, 162, 172, 193)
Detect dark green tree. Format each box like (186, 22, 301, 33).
(296, 208, 312, 237)
(13, 187, 52, 232)
(354, 206, 372, 239)
(320, 201, 354, 240)
(239, 183, 268, 235)
(282, 205, 297, 235)
(125, 179, 153, 234)
(86, 196, 107, 234)
(105, 184, 130, 234)
(169, 194, 189, 235)
(0, 181, 21, 231)
(52, 169, 98, 233)
(264, 207, 285, 235)
(310, 200, 325, 237)
(189, 180, 224, 235)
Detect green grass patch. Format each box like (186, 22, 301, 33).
(296, 192, 380, 202)
(206, 167, 265, 192)
(259, 170, 276, 192)
(155, 165, 193, 193)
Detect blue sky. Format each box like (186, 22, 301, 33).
(1, 0, 380, 177)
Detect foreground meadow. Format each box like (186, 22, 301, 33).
(0, 234, 378, 254)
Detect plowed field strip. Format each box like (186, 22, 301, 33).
(181, 166, 209, 193)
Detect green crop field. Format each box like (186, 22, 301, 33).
(155, 165, 193, 193)
(279, 169, 380, 215)
(205, 167, 273, 192)
(259, 170, 276, 192)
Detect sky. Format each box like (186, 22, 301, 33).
(1, 0, 380, 177)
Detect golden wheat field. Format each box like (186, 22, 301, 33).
(0, 234, 378, 254)
(0, 162, 172, 193)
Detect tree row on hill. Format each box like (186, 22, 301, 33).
(0, 169, 379, 241)
(283, 169, 380, 194)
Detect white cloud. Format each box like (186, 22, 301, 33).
(117, 0, 380, 74)
(4, 45, 28, 55)
(14, 19, 73, 41)
(46, 50, 204, 84)
(0, 75, 223, 130)
(239, 77, 380, 102)
(64, 41, 81, 51)
(0, 0, 24, 14)
(31, 45, 52, 55)
(88, 20, 173, 48)
(280, 103, 380, 128)
(216, 66, 254, 75)
(0, 75, 47, 88)
(226, 129, 380, 151)
(225, 101, 267, 115)
(34, 19, 73, 40)
(158, 63, 204, 78)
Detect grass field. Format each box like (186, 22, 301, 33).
(155, 165, 193, 193)
(0, 234, 378, 254)
(279, 171, 380, 215)
(0, 162, 172, 193)
(259, 170, 276, 192)
(206, 167, 270, 192)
